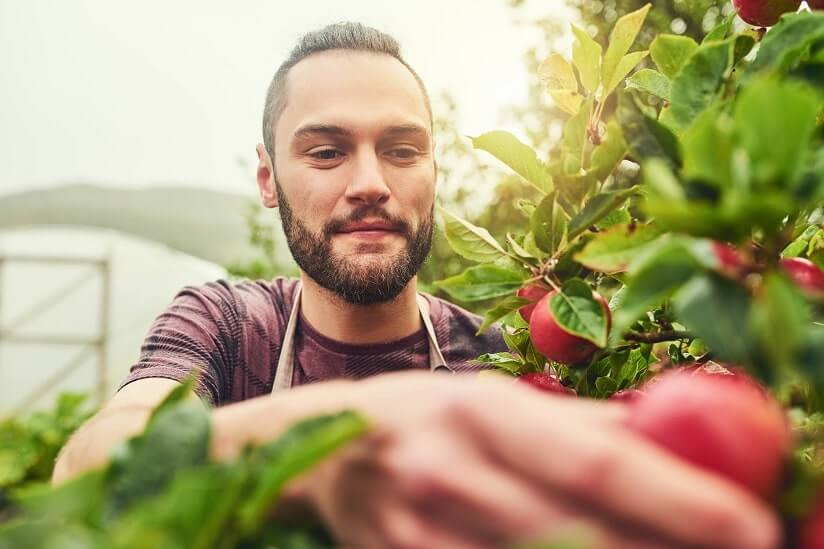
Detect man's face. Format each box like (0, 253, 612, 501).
(267, 50, 436, 305)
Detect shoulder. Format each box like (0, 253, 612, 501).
(172, 277, 300, 319)
(425, 294, 507, 371)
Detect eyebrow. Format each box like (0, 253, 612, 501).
(293, 124, 352, 140)
(292, 123, 430, 141)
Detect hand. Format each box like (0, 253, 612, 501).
(289, 371, 780, 549)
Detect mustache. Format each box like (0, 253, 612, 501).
(323, 206, 412, 237)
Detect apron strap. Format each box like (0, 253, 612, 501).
(271, 282, 451, 394)
(416, 293, 451, 373)
(271, 283, 302, 393)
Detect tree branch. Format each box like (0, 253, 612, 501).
(624, 330, 693, 344)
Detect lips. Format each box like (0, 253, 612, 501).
(337, 220, 398, 233)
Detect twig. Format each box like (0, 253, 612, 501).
(624, 330, 693, 344)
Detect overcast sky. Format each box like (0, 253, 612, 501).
(0, 0, 575, 197)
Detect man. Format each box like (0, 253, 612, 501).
(54, 22, 779, 549)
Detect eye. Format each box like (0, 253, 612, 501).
(310, 148, 343, 160)
(387, 148, 420, 160)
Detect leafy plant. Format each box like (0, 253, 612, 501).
(0, 381, 369, 548)
(0, 394, 93, 511)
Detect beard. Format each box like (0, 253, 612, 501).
(275, 182, 433, 305)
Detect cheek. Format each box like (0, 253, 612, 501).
(277, 163, 340, 219)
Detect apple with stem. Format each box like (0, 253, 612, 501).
(528, 290, 610, 366)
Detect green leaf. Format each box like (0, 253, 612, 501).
(651, 34, 699, 79)
(555, 172, 599, 208)
(601, 4, 651, 97)
(473, 352, 524, 374)
(550, 278, 609, 347)
(502, 328, 532, 360)
(238, 411, 370, 533)
(681, 105, 735, 189)
(617, 92, 681, 167)
(612, 238, 703, 338)
(477, 296, 532, 334)
(470, 131, 553, 193)
(702, 12, 736, 44)
(439, 207, 508, 263)
(590, 121, 628, 182)
(539, 53, 585, 115)
(434, 264, 526, 302)
(105, 394, 210, 521)
(531, 193, 567, 255)
(16, 470, 106, 525)
(673, 274, 755, 367)
(594, 376, 619, 397)
(571, 24, 602, 93)
(561, 99, 594, 172)
(567, 188, 637, 241)
(748, 12, 824, 76)
(625, 68, 671, 100)
(603, 50, 649, 98)
(596, 206, 632, 230)
(666, 38, 733, 132)
(574, 223, 662, 274)
(506, 233, 537, 261)
(734, 77, 821, 188)
(642, 157, 684, 201)
(783, 225, 821, 258)
(750, 273, 809, 377)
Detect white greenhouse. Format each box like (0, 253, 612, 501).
(0, 226, 227, 416)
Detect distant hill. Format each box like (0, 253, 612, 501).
(0, 184, 290, 267)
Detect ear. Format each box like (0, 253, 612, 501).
(256, 143, 278, 208)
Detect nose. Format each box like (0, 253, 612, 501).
(344, 147, 390, 205)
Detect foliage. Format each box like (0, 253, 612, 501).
(0, 381, 369, 548)
(225, 201, 297, 281)
(0, 394, 93, 516)
(437, 2, 824, 528)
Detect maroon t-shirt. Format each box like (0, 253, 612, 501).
(120, 277, 507, 406)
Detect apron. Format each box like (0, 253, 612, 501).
(271, 283, 451, 393)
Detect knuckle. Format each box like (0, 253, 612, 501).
(559, 443, 621, 496)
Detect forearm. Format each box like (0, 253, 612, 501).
(52, 403, 158, 484)
(209, 378, 359, 461)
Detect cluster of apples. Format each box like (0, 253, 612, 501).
(514, 246, 824, 545)
(732, 0, 822, 27)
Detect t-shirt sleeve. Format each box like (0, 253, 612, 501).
(118, 282, 238, 405)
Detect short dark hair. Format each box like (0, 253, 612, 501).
(261, 22, 432, 159)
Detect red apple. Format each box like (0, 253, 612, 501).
(627, 370, 790, 499)
(517, 372, 576, 396)
(712, 241, 746, 279)
(529, 290, 611, 366)
(780, 257, 824, 298)
(800, 490, 824, 549)
(517, 284, 549, 322)
(733, 0, 802, 26)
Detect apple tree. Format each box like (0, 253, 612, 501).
(436, 2, 824, 542)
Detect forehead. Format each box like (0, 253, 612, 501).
(275, 50, 430, 143)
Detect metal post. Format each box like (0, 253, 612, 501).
(97, 254, 111, 406)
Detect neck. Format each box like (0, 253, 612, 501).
(298, 274, 423, 344)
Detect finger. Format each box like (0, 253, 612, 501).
(457, 390, 781, 549)
(463, 372, 633, 425)
(400, 453, 679, 549)
(387, 432, 667, 549)
(379, 503, 491, 549)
